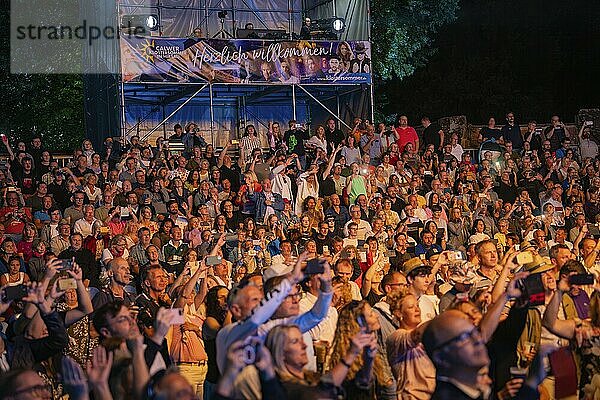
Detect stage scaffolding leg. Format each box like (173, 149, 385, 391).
(120, 80, 126, 141)
(140, 85, 207, 141)
(336, 90, 341, 130)
(162, 105, 166, 138)
(296, 85, 351, 130)
(209, 83, 215, 146)
(292, 84, 297, 121)
(288, 0, 293, 40)
(369, 84, 375, 123)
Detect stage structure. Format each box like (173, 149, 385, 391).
(84, 0, 373, 148)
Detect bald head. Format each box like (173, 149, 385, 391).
(422, 310, 489, 374)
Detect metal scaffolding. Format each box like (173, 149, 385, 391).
(117, 0, 373, 145)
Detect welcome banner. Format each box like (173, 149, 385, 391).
(120, 37, 372, 84)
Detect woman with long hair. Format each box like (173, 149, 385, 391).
(384, 289, 435, 398)
(468, 218, 490, 245)
(185, 169, 202, 193)
(336, 41, 354, 72)
(168, 176, 191, 207)
(236, 172, 262, 216)
(345, 163, 370, 206)
(83, 173, 102, 204)
(328, 300, 396, 399)
(17, 222, 37, 262)
(243, 217, 256, 238)
(240, 124, 261, 162)
(295, 166, 320, 215)
(138, 205, 159, 236)
(306, 125, 329, 154)
(204, 144, 218, 167)
(202, 285, 231, 400)
(302, 196, 323, 231)
(340, 136, 362, 165)
(265, 323, 376, 399)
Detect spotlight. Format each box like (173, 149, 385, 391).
(332, 18, 345, 33)
(311, 17, 346, 39)
(121, 14, 160, 32)
(145, 15, 159, 30)
(218, 10, 228, 20)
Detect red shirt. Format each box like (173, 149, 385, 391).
(395, 126, 418, 152)
(0, 207, 32, 235)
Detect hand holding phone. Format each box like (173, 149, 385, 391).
(305, 258, 325, 275)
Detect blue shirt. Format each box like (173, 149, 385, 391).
(414, 243, 442, 257)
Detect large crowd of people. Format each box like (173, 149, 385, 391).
(0, 112, 599, 400)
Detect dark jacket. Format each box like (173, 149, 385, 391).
(9, 311, 69, 369)
(432, 379, 538, 400)
(58, 247, 98, 287)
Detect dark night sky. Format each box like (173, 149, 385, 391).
(380, 0, 600, 124)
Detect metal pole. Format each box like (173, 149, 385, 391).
(117, 1, 126, 142)
(288, 0, 293, 40)
(140, 85, 207, 141)
(209, 83, 215, 146)
(120, 81, 126, 141)
(296, 85, 351, 129)
(204, 0, 209, 38)
(369, 83, 375, 124)
(162, 105, 166, 138)
(292, 84, 297, 121)
(336, 89, 341, 130)
(242, 95, 247, 127)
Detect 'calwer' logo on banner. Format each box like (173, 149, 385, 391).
(139, 39, 182, 63)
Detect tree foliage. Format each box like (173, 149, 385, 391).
(1, 74, 85, 151)
(0, 3, 84, 151)
(370, 0, 460, 81)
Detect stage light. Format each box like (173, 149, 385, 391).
(145, 15, 159, 30)
(311, 17, 346, 39)
(121, 14, 160, 33)
(332, 18, 345, 33)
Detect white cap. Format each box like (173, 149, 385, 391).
(262, 262, 293, 281)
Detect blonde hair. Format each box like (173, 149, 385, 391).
(244, 171, 258, 184)
(265, 325, 318, 384)
(385, 288, 413, 315)
(328, 301, 391, 386)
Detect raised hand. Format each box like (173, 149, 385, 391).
(350, 331, 375, 355)
(507, 271, 529, 299)
(61, 356, 90, 400)
(152, 307, 175, 344)
(86, 345, 113, 389)
(66, 259, 83, 281)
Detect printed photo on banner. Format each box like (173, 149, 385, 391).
(120, 37, 372, 84)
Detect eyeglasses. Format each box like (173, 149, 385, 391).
(432, 327, 482, 353)
(388, 282, 409, 288)
(286, 292, 302, 302)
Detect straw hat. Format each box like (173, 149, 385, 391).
(403, 257, 430, 276)
(523, 255, 553, 274)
